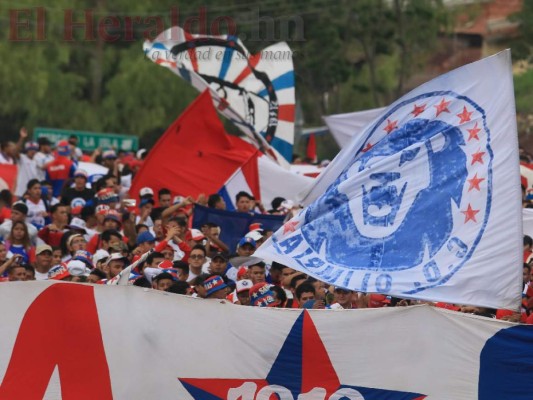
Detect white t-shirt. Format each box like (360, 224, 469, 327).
(35, 270, 49, 280)
(26, 198, 47, 228)
(33, 151, 55, 180)
(16, 154, 39, 196)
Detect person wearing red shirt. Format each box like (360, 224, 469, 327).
(45, 140, 75, 197)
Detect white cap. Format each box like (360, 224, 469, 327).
(190, 229, 205, 241)
(139, 187, 154, 197)
(173, 195, 185, 205)
(236, 279, 253, 293)
(245, 230, 263, 242)
(67, 260, 91, 277)
(93, 249, 110, 265)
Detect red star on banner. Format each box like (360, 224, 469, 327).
(467, 173, 485, 192)
(411, 103, 426, 117)
(461, 204, 480, 223)
(362, 142, 373, 153)
(471, 149, 486, 165)
(456, 106, 473, 124)
(467, 122, 481, 141)
(283, 220, 299, 234)
(384, 119, 398, 134)
(434, 98, 451, 117)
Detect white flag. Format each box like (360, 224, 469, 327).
(324, 106, 386, 149)
(1, 281, 533, 399)
(255, 50, 522, 310)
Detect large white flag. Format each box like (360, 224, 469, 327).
(0, 282, 532, 399)
(324, 107, 386, 149)
(255, 51, 522, 310)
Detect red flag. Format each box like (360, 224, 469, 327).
(306, 133, 317, 163)
(130, 91, 259, 199)
(0, 164, 17, 191)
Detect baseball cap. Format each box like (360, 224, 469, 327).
(67, 259, 91, 277)
(368, 294, 391, 308)
(66, 233, 84, 248)
(102, 149, 117, 159)
(153, 271, 176, 282)
(65, 217, 87, 233)
(24, 141, 39, 151)
(136, 230, 155, 245)
(36, 244, 53, 255)
(104, 210, 122, 225)
(238, 237, 256, 249)
(203, 275, 228, 297)
(190, 229, 205, 241)
(236, 279, 252, 293)
(105, 252, 129, 266)
(248, 223, 263, 232)
(57, 140, 70, 156)
(139, 198, 155, 207)
(245, 230, 263, 242)
(97, 188, 119, 205)
(48, 264, 71, 280)
(249, 283, 279, 307)
(139, 187, 154, 197)
(212, 252, 228, 261)
(237, 266, 248, 279)
(74, 169, 88, 179)
(96, 204, 110, 215)
(73, 250, 94, 269)
(92, 249, 110, 265)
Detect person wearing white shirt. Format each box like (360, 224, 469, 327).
(15, 141, 40, 197)
(33, 137, 55, 181)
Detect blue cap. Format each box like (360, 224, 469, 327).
(136, 231, 155, 245)
(238, 237, 257, 248)
(139, 198, 155, 208)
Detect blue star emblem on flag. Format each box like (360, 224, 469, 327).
(178, 311, 426, 399)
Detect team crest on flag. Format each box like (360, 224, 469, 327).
(300, 91, 492, 294)
(255, 51, 521, 309)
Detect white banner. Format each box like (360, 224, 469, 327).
(0, 282, 532, 399)
(323, 107, 386, 149)
(256, 51, 522, 310)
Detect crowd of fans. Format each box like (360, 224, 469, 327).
(0, 130, 529, 321)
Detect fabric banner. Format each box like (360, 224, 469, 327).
(0, 164, 17, 192)
(144, 26, 295, 164)
(256, 51, 522, 310)
(130, 91, 259, 200)
(1, 281, 533, 399)
(323, 107, 386, 149)
(192, 204, 284, 253)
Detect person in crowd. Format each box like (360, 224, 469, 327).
(45, 140, 76, 197)
(5, 221, 34, 265)
(15, 128, 39, 198)
(203, 274, 229, 300)
(33, 244, 54, 280)
(235, 191, 254, 214)
(7, 262, 27, 281)
(152, 271, 176, 291)
(151, 188, 172, 220)
(187, 245, 207, 283)
(104, 252, 128, 279)
(207, 194, 226, 210)
(34, 137, 55, 181)
(295, 282, 317, 309)
(0, 202, 38, 244)
(60, 169, 94, 209)
(0, 140, 17, 164)
(24, 179, 47, 229)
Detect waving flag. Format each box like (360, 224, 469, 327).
(256, 51, 522, 310)
(219, 153, 313, 212)
(2, 281, 533, 399)
(130, 91, 259, 199)
(323, 106, 386, 149)
(144, 26, 295, 165)
(0, 164, 17, 191)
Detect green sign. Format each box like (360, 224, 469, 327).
(34, 127, 139, 152)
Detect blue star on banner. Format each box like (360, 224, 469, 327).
(178, 311, 426, 399)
